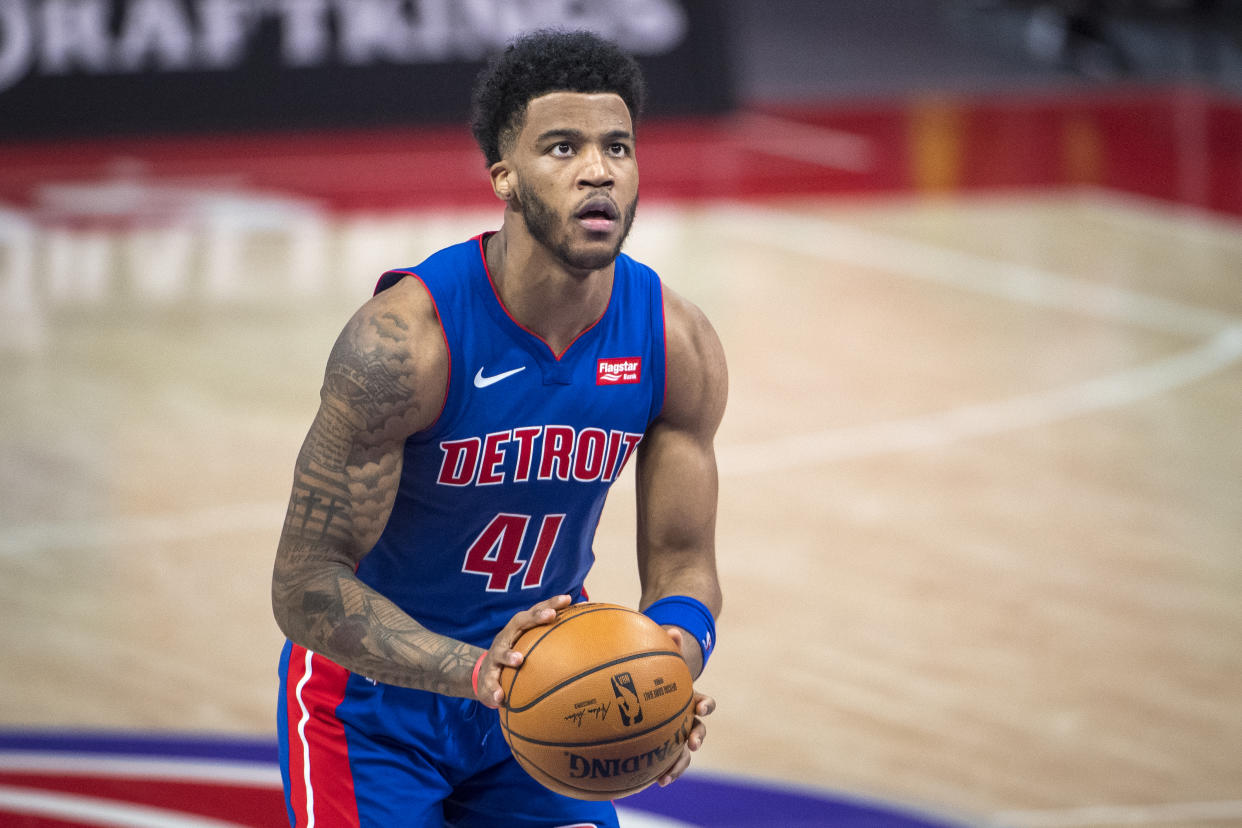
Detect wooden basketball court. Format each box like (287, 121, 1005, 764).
(2, 106, 1241, 826)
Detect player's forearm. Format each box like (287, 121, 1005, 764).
(272, 550, 479, 696)
(639, 554, 722, 616)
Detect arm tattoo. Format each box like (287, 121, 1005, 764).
(324, 312, 417, 424)
(274, 301, 473, 696)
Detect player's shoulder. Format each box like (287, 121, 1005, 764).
(610, 252, 716, 367)
(658, 282, 727, 426)
(365, 234, 485, 328)
(379, 236, 485, 295)
(661, 281, 718, 358)
(347, 272, 442, 353)
(323, 268, 449, 433)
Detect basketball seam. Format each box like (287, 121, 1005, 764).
(502, 605, 582, 738)
(505, 649, 683, 715)
(505, 692, 693, 748)
(506, 604, 628, 710)
(519, 606, 621, 665)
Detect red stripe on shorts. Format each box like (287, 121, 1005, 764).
(284, 644, 359, 827)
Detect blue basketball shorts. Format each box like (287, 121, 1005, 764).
(278, 641, 619, 827)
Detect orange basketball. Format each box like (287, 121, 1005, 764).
(498, 602, 695, 800)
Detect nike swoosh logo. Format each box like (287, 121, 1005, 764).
(473, 365, 526, 388)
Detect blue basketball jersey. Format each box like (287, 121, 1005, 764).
(359, 234, 667, 648)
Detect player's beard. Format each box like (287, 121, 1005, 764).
(517, 186, 638, 273)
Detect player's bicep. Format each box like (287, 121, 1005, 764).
(281, 390, 402, 563)
(659, 288, 727, 444)
(635, 288, 727, 599)
(279, 285, 444, 565)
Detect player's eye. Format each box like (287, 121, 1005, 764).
(608, 143, 630, 157)
(550, 142, 574, 157)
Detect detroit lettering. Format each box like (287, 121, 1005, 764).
(438, 425, 644, 487)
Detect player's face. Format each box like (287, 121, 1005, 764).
(502, 91, 639, 273)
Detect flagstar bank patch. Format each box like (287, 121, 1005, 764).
(598, 357, 642, 385)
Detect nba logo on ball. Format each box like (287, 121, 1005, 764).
(498, 603, 695, 800)
(610, 672, 643, 726)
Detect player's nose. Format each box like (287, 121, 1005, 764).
(577, 145, 614, 188)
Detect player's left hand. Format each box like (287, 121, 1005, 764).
(657, 689, 714, 787)
(657, 626, 715, 787)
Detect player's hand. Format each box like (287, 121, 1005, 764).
(663, 624, 704, 678)
(657, 626, 714, 787)
(473, 594, 571, 708)
(658, 689, 714, 787)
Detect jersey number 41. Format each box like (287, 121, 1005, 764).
(462, 513, 566, 592)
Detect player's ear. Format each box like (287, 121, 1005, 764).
(490, 162, 513, 202)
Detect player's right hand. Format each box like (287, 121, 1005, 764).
(473, 594, 571, 708)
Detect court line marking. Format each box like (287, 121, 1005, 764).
(7, 326, 1236, 543)
(991, 798, 1242, 826)
(613, 811, 699, 828)
(0, 752, 281, 785)
(719, 323, 1242, 475)
(5, 331, 1236, 535)
(704, 203, 1242, 474)
(0, 783, 248, 827)
(708, 204, 1239, 338)
(0, 752, 686, 828)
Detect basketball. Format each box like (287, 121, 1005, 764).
(498, 602, 695, 800)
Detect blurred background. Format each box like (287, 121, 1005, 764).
(2, 1, 1241, 826)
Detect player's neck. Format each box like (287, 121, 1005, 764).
(484, 227, 614, 354)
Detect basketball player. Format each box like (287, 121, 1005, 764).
(271, 29, 726, 828)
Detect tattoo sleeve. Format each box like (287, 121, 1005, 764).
(272, 301, 477, 696)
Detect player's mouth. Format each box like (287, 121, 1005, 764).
(574, 197, 619, 233)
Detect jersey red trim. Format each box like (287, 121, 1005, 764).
(476, 232, 612, 361)
(658, 280, 668, 422)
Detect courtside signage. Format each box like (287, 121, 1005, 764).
(0, 0, 734, 138)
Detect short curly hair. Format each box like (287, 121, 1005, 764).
(470, 29, 647, 167)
